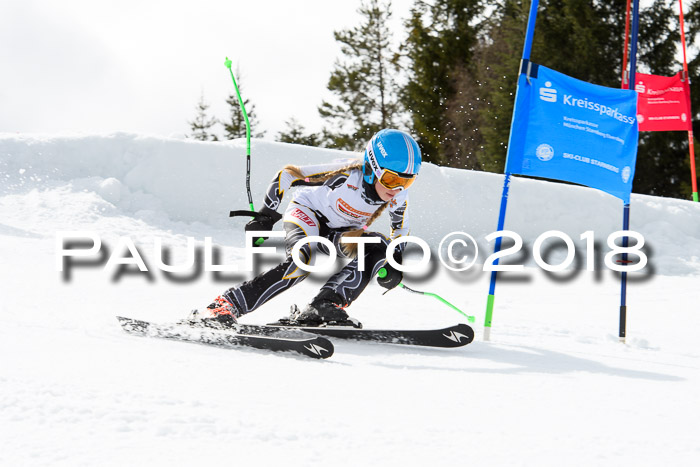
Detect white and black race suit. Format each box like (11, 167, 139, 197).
(222, 161, 411, 315)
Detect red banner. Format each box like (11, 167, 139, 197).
(635, 72, 692, 132)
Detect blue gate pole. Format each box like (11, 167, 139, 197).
(484, 174, 511, 341)
(484, 0, 540, 341)
(619, 0, 640, 344)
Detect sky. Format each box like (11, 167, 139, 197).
(0, 0, 414, 140)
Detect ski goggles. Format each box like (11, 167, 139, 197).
(377, 168, 417, 191)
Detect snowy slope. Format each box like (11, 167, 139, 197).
(1, 133, 699, 466)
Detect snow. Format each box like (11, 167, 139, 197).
(1, 132, 699, 466)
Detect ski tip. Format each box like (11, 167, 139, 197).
(116, 316, 133, 326)
(116, 316, 152, 335)
(116, 316, 142, 326)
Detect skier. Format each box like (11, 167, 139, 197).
(201, 128, 422, 327)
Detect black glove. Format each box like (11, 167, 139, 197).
(245, 206, 282, 246)
(377, 247, 404, 290)
(377, 263, 403, 290)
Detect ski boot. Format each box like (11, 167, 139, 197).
(285, 289, 362, 328)
(188, 295, 242, 330)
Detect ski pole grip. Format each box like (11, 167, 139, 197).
(230, 210, 267, 220)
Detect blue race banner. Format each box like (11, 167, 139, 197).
(506, 62, 639, 203)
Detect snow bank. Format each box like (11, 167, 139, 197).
(2, 132, 700, 466)
(2, 132, 698, 275)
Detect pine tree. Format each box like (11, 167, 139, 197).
(400, 0, 483, 166)
(188, 91, 219, 141)
(477, 0, 630, 174)
(223, 67, 265, 140)
(319, 0, 401, 150)
(633, 0, 694, 198)
(682, 0, 700, 198)
(476, 0, 530, 172)
(531, 0, 627, 86)
(277, 118, 321, 146)
(474, 0, 698, 199)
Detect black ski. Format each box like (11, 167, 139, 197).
(239, 322, 474, 348)
(116, 317, 334, 359)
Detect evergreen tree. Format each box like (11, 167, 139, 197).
(631, 0, 691, 198)
(473, 0, 527, 172)
(319, 0, 401, 150)
(188, 91, 219, 141)
(477, 0, 629, 173)
(223, 67, 265, 139)
(682, 0, 700, 198)
(400, 0, 483, 166)
(531, 0, 627, 86)
(277, 118, 321, 146)
(475, 0, 696, 199)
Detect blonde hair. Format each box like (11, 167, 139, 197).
(282, 161, 363, 183)
(283, 161, 389, 257)
(339, 203, 390, 257)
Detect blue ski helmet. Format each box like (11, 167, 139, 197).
(363, 129, 422, 190)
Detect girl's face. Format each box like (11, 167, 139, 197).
(374, 180, 401, 201)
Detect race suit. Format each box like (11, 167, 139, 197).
(222, 161, 411, 315)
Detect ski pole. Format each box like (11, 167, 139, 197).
(377, 268, 475, 323)
(225, 57, 264, 246)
